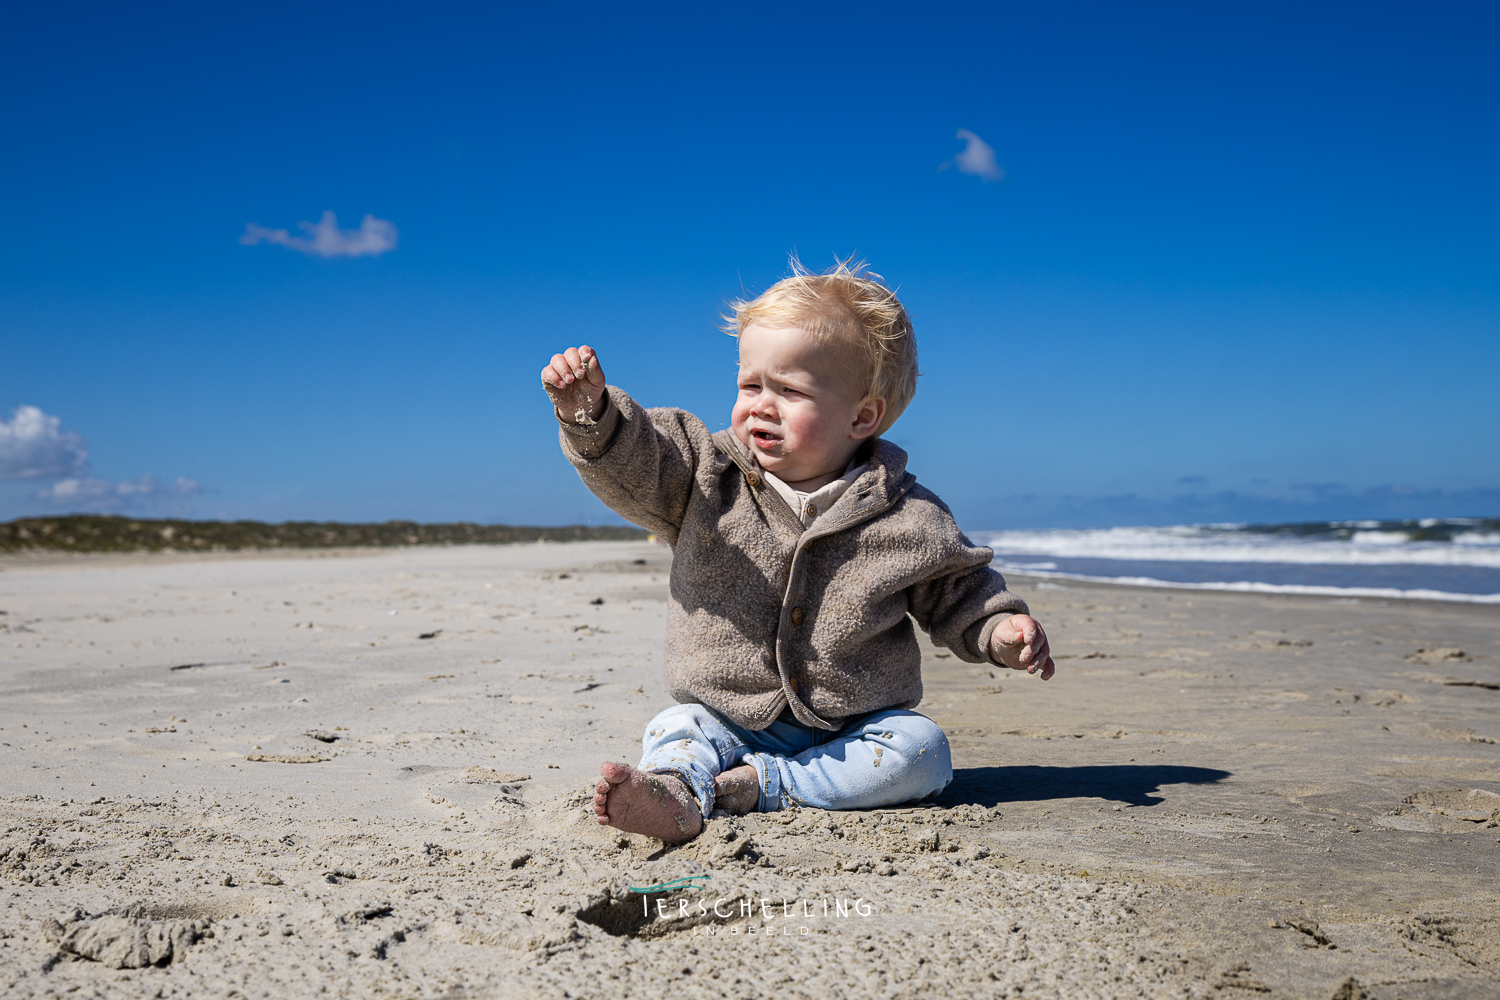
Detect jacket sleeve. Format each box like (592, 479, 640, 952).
(904, 504, 1029, 664)
(556, 385, 713, 547)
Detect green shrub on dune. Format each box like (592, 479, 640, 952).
(0, 516, 647, 553)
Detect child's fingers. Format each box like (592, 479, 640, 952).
(561, 347, 590, 384)
(1026, 635, 1052, 672)
(1015, 620, 1041, 664)
(547, 353, 580, 386)
(542, 353, 571, 387)
(990, 615, 1055, 678)
(544, 346, 604, 389)
(578, 345, 605, 386)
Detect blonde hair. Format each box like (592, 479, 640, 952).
(722, 257, 919, 436)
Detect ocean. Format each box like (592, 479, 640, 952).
(978, 518, 1500, 604)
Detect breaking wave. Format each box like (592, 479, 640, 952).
(976, 518, 1500, 603)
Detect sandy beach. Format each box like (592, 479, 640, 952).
(1, 540, 1497, 998)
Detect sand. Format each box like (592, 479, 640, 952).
(1, 540, 1497, 998)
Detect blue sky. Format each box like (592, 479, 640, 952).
(2, 2, 1497, 529)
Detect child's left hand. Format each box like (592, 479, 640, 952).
(989, 614, 1055, 680)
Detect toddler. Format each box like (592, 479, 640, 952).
(540, 260, 1054, 843)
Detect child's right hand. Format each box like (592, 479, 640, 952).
(541, 345, 607, 424)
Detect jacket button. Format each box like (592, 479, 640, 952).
(746, 473, 761, 488)
(791, 607, 803, 625)
(806, 503, 817, 517)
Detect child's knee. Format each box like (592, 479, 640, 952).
(871, 711, 948, 753)
(872, 712, 952, 795)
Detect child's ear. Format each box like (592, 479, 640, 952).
(850, 396, 886, 440)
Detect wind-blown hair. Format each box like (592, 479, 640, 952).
(721, 257, 919, 436)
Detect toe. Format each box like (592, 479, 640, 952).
(599, 760, 633, 783)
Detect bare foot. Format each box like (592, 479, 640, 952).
(713, 764, 760, 815)
(594, 761, 703, 844)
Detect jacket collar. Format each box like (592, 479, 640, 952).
(711, 430, 916, 536)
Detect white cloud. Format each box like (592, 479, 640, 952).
(953, 129, 1004, 182)
(35, 475, 203, 512)
(1, 405, 205, 514)
(0, 405, 89, 480)
(240, 210, 398, 258)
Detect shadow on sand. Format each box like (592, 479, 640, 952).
(935, 764, 1232, 809)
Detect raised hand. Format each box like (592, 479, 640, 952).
(989, 614, 1055, 680)
(541, 345, 607, 425)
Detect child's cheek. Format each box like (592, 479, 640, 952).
(730, 401, 765, 453)
(786, 406, 826, 449)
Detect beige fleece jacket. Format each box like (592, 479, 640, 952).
(558, 385, 1028, 731)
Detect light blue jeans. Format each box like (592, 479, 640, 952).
(639, 703, 953, 817)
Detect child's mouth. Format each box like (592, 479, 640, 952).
(752, 430, 780, 446)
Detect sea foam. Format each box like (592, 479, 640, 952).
(977, 518, 1500, 602)
(979, 522, 1500, 568)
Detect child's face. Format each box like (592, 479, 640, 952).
(731, 323, 879, 487)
